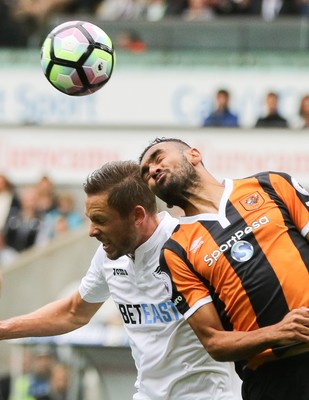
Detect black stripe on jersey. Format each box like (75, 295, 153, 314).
(200, 205, 290, 328)
(269, 171, 309, 211)
(160, 241, 190, 315)
(162, 239, 233, 331)
(257, 172, 309, 273)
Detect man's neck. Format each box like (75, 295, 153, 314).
(184, 179, 225, 216)
(135, 214, 160, 249)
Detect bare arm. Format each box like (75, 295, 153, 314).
(187, 302, 309, 362)
(0, 291, 103, 340)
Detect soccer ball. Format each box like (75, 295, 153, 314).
(40, 20, 115, 96)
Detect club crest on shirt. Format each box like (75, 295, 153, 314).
(160, 271, 173, 296)
(153, 266, 173, 296)
(240, 191, 265, 211)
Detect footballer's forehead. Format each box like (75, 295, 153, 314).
(141, 141, 186, 164)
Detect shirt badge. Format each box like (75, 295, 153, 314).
(240, 191, 265, 211)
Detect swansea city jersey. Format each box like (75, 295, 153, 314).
(79, 211, 242, 400)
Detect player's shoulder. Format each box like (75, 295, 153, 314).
(158, 211, 180, 233)
(162, 222, 193, 255)
(257, 171, 294, 188)
(237, 171, 293, 186)
(257, 170, 292, 180)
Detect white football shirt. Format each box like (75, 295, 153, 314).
(79, 211, 242, 400)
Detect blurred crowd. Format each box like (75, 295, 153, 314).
(91, 0, 307, 21)
(1, 0, 309, 47)
(0, 175, 84, 270)
(0, 86, 307, 270)
(202, 89, 309, 129)
(0, 346, 72, 400)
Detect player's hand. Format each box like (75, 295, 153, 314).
(273, 307, 309, 345)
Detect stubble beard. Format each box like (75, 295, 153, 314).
(157, 157, 200, 209)
(105, 228, 137, 261)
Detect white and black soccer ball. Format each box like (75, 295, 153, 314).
(41, 20, 115, 96)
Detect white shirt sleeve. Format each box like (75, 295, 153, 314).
(79, 245, 111, 303)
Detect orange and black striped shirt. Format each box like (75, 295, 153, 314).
(160, 171, 309, 370)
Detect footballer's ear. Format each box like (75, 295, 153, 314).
(133, 205, 146, 226)
(187, 147, 203, 166)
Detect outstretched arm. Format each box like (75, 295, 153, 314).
(188, 302, 309, 362)
(0, 291, 103, 340)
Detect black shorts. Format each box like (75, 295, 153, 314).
(242, 352, 309, 400)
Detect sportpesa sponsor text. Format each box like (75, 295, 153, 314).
(204, 215, 269, 267)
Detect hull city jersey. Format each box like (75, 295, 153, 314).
(160, 172, 309, 372)
(79, 211, 242, 400)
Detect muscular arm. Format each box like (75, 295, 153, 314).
(0, 291, 103, 340)
(187, 302, 309, 362)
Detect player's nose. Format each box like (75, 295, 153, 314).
(89, 223, 100, 237)
(148, 163, 160, 177)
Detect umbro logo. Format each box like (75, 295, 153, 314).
(189, 236, 204, 253)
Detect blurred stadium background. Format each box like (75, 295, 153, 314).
(0, 2, 309, 399)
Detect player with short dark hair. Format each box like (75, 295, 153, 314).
(140, 137, 309, 400)
(0, 160, 242, 400)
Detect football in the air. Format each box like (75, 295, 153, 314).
(40, 20, 115, 96)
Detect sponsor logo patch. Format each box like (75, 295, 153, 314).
(203, 215, 269, 267)
(113, 268, 128, 276)
(231, 240, 254, 262)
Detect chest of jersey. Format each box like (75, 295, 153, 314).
(180, 189, 288, 275)
(103, 255, 181, 327)
(169, 181, 309, 330)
